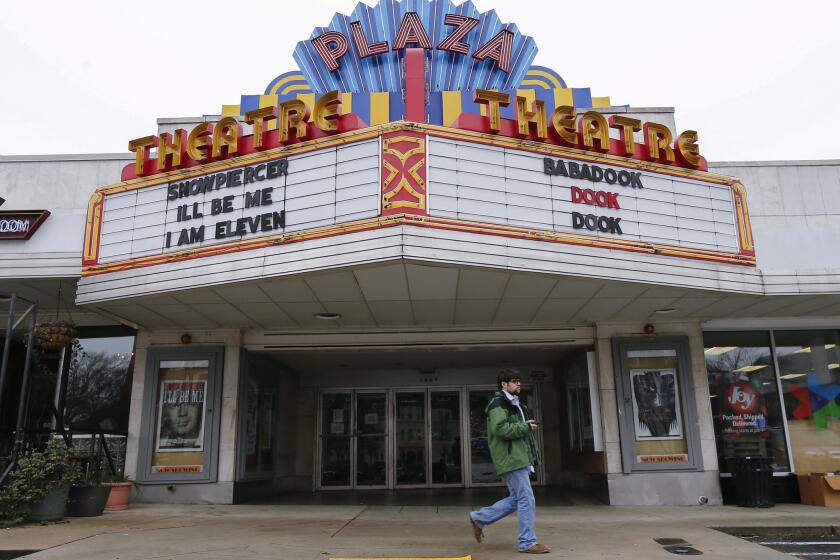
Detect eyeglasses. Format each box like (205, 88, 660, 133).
(506, 380, 522, 385)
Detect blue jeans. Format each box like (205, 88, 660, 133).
(470, 467, 537, 551)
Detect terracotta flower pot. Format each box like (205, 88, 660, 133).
(103, 482, 132, 511)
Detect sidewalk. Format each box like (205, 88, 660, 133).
(1, 503, 837, 559)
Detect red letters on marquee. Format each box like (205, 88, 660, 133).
(571, 186, 621, 209)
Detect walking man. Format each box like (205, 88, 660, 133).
(469, 369, 550, 554)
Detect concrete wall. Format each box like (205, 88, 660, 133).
(0, 154, 131, 278)
(709, 160, 840, 271)
(126, 329, 242, 504)
(594, 320, 723, 506)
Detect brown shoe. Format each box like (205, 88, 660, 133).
(469, 516, 483, 543)
(521, 543, 551, 554)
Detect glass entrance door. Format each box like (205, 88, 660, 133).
(318, 386, 539, 489)
(395, 391, 427, 486)
(395, 389, 464, 487)
(318, 390, 387, 489)
(430, 390, 462, 485)
(320, 392, 352, 487)
(355, 391, 387, 487)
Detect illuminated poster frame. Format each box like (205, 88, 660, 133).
(137, 347, 223, 483)
(612, 336, 704, 474)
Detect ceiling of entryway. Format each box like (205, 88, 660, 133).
(67, 261, 840, 330)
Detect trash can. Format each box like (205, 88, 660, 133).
(727, 456, 774, 507)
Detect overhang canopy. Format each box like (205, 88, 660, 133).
(78, 261, 840, 331)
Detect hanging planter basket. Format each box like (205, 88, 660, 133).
(34, 321, 77, 351)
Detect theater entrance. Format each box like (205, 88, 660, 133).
(315, 385, 542, 490)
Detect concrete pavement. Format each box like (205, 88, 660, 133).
(1, 503, 838, 559)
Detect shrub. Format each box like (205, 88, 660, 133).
(0, 439, 82, 524)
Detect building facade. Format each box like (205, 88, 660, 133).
(1, 0, 839, 506)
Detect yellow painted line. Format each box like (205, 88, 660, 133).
(331, 557, 471, 560)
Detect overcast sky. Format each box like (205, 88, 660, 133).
(1, 0, 838, 162)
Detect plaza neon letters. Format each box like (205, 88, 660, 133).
(310, 11, 514, 73)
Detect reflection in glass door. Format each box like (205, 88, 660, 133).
(320, 392, 352, 487)
(396, 389, 463, 487)
(431, 391, 462, 485)
(356, 392, 387, 487)
(319, 391, 387, 489)
(468, 387, 540, 485)
(395, 392, 426, 486)
(469, 389, 499, 484)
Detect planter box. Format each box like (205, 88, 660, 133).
(27, 484, 70, 522)
(104, 482, 132, 511)
(67, 486, 111, 517)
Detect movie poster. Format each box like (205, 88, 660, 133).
(630, 369, 683, 440)
(156, 380, 206, 451)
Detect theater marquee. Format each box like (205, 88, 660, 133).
(82, 121, 754, 276)
(80, 0, 755, 277)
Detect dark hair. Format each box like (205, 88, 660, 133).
(497, 368, 521, 389)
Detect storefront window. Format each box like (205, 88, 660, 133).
(65, 334, 135, 432)
(242, 376, 276, 477)
(774, 330, 840, 474)
(704, 331, 789, 472)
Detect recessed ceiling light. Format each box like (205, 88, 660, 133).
(314, 312, 341, 320)
(654, 307, 677, 314)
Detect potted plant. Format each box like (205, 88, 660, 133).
(0, 439, 81, 524)
(33, 320, 77, 351)
(102, 470, 134, 511)
(66, 453, 110, 517)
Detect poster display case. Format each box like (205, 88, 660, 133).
(138, 347, 223, 483)
(613, 337, 703, 473)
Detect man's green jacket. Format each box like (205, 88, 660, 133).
(485, 390, 539, 476)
